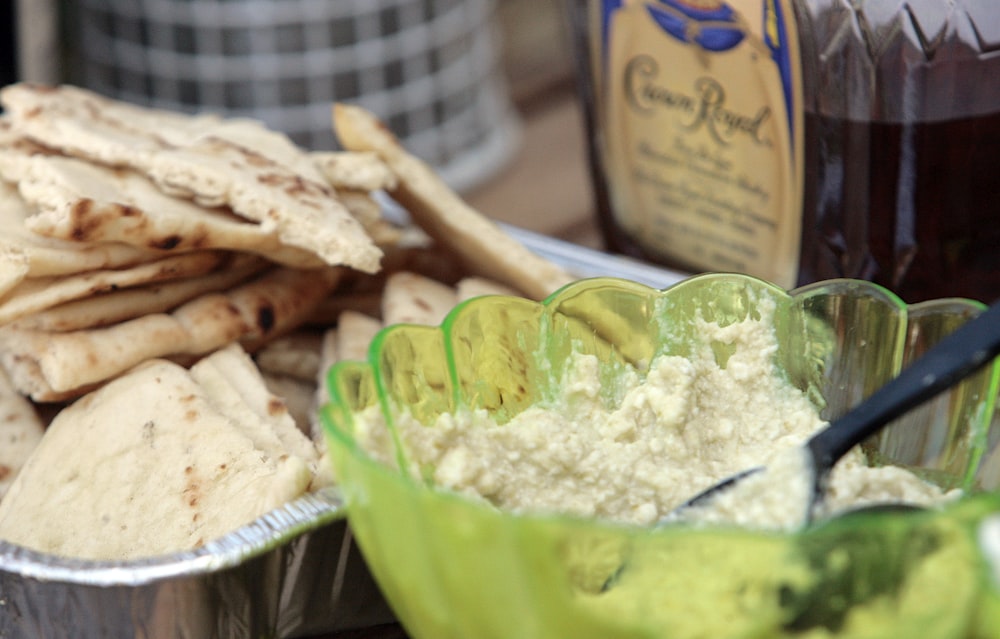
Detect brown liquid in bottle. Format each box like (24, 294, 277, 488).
(798, 111, 1000, 304)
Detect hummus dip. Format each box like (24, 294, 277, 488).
(354, 297, 956, 530)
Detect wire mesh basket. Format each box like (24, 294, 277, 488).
(70, 0, 520, 191)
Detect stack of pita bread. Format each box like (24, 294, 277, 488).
(0, 83, 574, 560)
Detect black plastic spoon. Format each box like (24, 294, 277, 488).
(670, 299, 1000, 526)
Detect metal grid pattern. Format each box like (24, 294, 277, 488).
(72, 0, 518, 190)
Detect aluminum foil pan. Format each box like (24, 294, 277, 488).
(0, 489, 391, 638)
(0, 229, 687, 639)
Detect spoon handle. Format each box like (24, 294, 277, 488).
(810, 301, 1000, 470)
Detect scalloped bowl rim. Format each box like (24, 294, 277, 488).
(322, 273, 999, 534)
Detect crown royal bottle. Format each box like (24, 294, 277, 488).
(569, 0, 1000, 303)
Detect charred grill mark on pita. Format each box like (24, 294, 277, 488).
(229, 143, 274, 169)
(222, 140, 333, 201)
(151, 235, 183, 251)
(183, 466, 203, 510)
(257, 305, 276, 333)
(221, 301, 243, 319)
(185, 484, 201, 508)
(68, 198, 95, 241)
(267, 397, 284, 417)
(70, 198, 93, 215)
(256, 172, 327, 205)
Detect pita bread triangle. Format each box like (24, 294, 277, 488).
(0, 345, 316, 560)
(0, 181, 162, 290)
(332, 103, 574, 300)
(0, 149, 327, 268)
(0, 84, 382, 273)
(0, 265, 343, 401)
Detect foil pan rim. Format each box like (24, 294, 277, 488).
(0, 487, 344, 586)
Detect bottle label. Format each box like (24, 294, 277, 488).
(599, 0, 803, 287)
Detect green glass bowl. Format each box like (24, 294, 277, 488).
(320, 274, 1000, 639)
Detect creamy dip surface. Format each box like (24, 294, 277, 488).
(355, 298, 957, 529)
